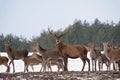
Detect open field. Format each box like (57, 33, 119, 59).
(0, 52, 120, 80)
(0, 71, 120, 80)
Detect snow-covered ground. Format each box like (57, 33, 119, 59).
(0, 52, 108, 73)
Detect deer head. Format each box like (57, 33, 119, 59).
(32, 42, 39, 52)
(48, 26, 70, 45)
(4, 41, 10, 48)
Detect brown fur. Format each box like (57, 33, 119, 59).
(88, 41, 101, 71)
(4, 41, 28, 72)
(98, 54, 110, 71)
(103, 42, 120, 71)
(0, 55, 10, 72)
(22, 53, 43, 72)
(32, 43, 64, 72)
(48, 27, 90, 71)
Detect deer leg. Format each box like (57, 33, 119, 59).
(57, 63, 60, 72)
(98, 61, 100, 71)
(25, 65, 28, 72)
(92, 59, 94, 71)
(48, 61, 52, 72)
(81, 58, 86, 71)
(118, 61, 120, 71)
(31, 66, 34, 72)
(95, 60, 97, 71)
(10, 60, 15, 72)
(40, 61, 44, 72)
(113, 61, 116, 71)
(40, 64, 43, 72)
(107, 61, 110, 71)
(42, 61, 47, 72)
(4, 63, 10, 72)
(63, 57, 68, 71)
(85, 57, 90, 71)
(24, 62, 27, 72)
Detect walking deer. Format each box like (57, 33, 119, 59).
(88, 41, 101, 71)
(48, 27, 90, 71)
(32, 43, 64, 72)
(4, 41, 28, 72)
(0, 55, 10, 72)
(22, 52, 43, 72)
(103, 42, 120, 71)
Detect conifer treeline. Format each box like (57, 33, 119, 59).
(0, 19, 120, 52)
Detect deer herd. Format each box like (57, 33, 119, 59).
(0, 27, 120, 73)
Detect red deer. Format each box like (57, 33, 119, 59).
(22, 52, 43, 72)
(98, 54, 110, 71)
(0, 55, 10, 72)
(48, 27, 90, 71)
(4, 41, 28, 72)
(103, 42, 120, 71)
(88, 41, 101, 71)
(46, 57, 64, 72)
(32, 43, 64, 72)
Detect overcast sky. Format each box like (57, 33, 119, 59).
(0, 0, 120, 40)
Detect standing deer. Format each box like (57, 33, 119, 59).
(103, 42, 120, 71)
(98, 53, 110, 71)
(0, 55, 10, 72)
(22, 52, 43, 72)
(88, 41, 101, 71)
(48, 27, 90, 71)
(4, 41, 28, 72)
(46, 57, 64, 72)
(32, 43, 64, 72)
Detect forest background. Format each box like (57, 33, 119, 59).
(0, 19, 120, 52)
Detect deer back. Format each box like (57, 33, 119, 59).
(4, 42, 28, 59)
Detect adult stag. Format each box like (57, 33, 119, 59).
(4, 41, 28, 72)
(48, 27, 90, 71)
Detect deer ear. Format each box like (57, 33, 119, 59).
(4, 40, 10, 44)
(35, 42, 39, 45)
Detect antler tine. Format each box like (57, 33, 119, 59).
(60, 26, 70, 37)
(48, 27, 56, 37)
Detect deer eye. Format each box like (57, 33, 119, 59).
(56, 40, 60, 43)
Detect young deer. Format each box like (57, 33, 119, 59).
(48, 27, 90, 71)
(22, 52, 43, 72)
(46, 57, 64, 72)
(88, 41, 101, 71)
(103, 42, 120, 71)
(32, 43, 64, 72)
(0, 55, 10, 72)
(4, 41, 28, 72)
(98, 53, 110, 71)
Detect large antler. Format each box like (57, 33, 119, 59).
(48, 27, 57, 37)
(48, 26, 70, 38)
(59, 26, 70, 37)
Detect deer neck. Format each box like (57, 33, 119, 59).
(56, 42, 65, 53)
(5, 46, 12, 54)
(38, 45, 46, 54)
(104, 47, 111, 55)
